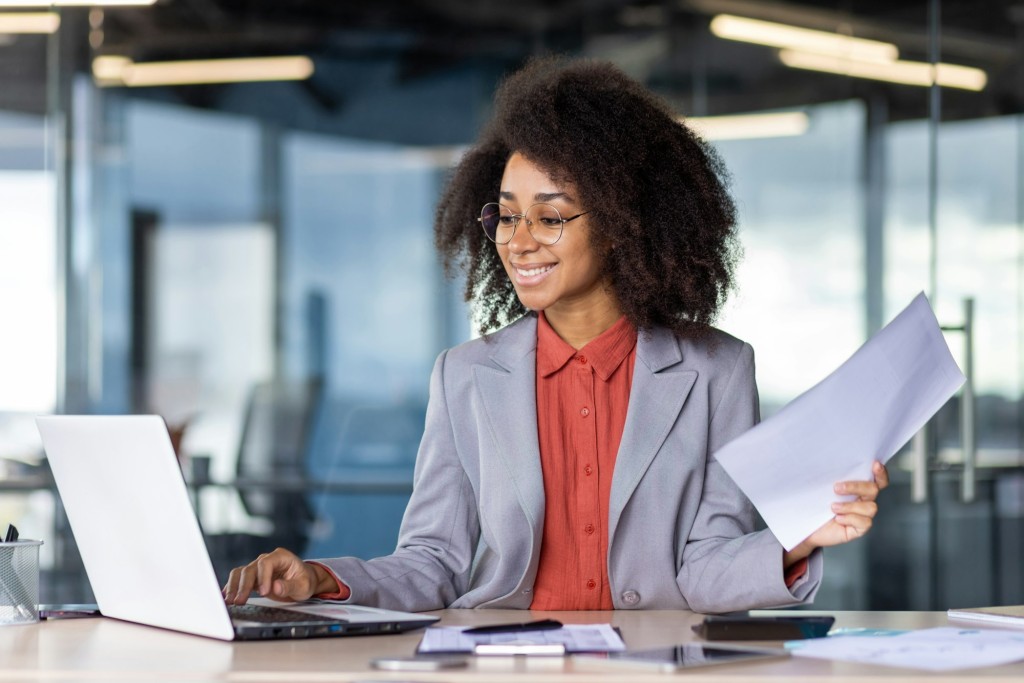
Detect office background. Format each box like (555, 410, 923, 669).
(0, 0, 1021, 612)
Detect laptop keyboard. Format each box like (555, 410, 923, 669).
(228, 604, 339, 624)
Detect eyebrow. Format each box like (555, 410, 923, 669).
(499, 191, 577, 206)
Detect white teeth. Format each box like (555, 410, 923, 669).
(517, 265, 554, 277)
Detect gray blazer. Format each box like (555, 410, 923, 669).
(315, 315, 822, 612)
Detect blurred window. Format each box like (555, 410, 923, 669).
(714, 101, 866, 414)
(886, 116, 1022, 457)
(0, 111, 56, 414)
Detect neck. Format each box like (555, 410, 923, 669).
(543, 297, 623, 350)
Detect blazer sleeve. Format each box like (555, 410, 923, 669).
(676, 341, 823, 613)
(310, 349, 481, 611)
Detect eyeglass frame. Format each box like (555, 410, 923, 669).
(477, 202, 591, 245)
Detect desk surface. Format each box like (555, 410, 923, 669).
(2, 609, 1022, 682)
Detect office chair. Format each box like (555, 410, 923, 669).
(207, 377, 323, 577)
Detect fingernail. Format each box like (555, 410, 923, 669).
(831, 503, 841, 512)
(834, 483, 846, 493)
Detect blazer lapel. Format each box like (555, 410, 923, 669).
(472, 317, 545, 532)
(608, 327, 697, 540)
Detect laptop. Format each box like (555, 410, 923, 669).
(36, 415, 439, 641)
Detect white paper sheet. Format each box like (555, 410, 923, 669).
(715, 293, 965, 550)
(416, 624, 626, 654)
(791, 627, 1024, 671)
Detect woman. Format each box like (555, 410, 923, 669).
(223, 57, 887, 613)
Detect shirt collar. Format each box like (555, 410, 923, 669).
(537, 311, 638, 381)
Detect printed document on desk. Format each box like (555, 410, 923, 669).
(417, 624, 625, 654)
(791, 627, 1024, 671)
(716, 292, 965, 551)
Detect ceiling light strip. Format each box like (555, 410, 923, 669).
(710, 14, 898, 62)
(778, 50, 987, 92)
(0, 1, 156, 6)
(93, 55, 315, 87)
(0, 11, 58, 32)
(684, 111, 809, 141)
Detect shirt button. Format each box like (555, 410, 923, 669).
(584, 523, 595, 535)
(584, 465, 593, 475)
(580, 407, 590, 417)
(577, 355, 587, 365)
(586, 579, 597, 590)
(622, 590, 640, 605)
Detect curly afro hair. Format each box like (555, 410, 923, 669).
(434, 56, 741, 339)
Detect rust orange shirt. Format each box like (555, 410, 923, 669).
(529, 312, 637, 610)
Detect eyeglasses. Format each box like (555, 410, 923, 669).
(478, 202, 590, 245)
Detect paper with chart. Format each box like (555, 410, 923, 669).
(417, 624, 625, 654)
(715, 293, 965, 551)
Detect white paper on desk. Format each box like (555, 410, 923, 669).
(417, 624, 625, 654)
(716, 293, 965, 551)
(792, 627, 1024, 671)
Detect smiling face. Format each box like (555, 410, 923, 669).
(495, 152, 621, 340)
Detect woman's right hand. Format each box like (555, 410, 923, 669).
(222, 547, 331, 605)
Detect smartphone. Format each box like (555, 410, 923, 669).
(573, 644, 788, 673)
(693, 615, 835, 640)
(38, 603, 102, 620)
(370, 656, 468, 672)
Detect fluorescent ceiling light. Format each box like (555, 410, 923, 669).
(710, 14, 898, 62)
(0, 11, 59, 32)
(684, 111, 809, 140)
(779, 50, 988, 91)
(0, 1, 156, 6)
(93, 55, 315, 87)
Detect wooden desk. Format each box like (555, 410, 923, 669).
(1, 610, 1022, 682)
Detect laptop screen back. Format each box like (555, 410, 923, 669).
(37, 415, 235, 640)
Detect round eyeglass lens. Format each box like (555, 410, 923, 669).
(479, 203, 508, 243)
(527, 204, 564, 244)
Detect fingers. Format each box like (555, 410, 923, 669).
(829, 509, 875, 538)
(834, 461, 890, 500)
(222, 548, 308, 604)
(872, 460, 890, 490)
(834, 479, 880, 500)
(831, 499, 878, 519)
(222, 561, 258, 605)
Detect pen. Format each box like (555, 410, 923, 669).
(462, 618, 563, 635)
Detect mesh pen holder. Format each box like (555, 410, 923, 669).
(1, 540, 42, 625)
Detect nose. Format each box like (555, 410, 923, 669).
(506, 216, 539, 254)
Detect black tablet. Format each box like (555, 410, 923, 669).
(573, 644, 788, 673)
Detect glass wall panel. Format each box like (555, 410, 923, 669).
(281, 134, 467, 559)
(0, 110, 57, 575)
(715, 101, 866, 414)
(879, 114, 1024, 609)
(121, 101, 272, 540)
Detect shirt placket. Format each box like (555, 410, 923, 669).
(571, 353, 601, 607)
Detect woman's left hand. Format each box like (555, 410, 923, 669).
(784, 460, 889, 567)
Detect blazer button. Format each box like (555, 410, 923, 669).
(622, 590, 640, 606)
